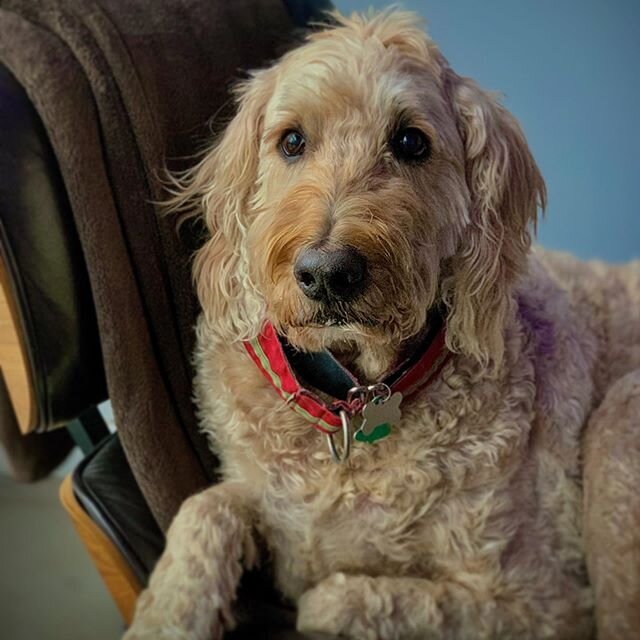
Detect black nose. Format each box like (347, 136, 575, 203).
(294, 246, 367, 303)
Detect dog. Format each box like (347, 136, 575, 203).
(125, 9, 640, 639)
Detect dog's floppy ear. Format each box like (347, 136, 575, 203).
(166, 70, 274, 341)
(443, 70, 546, 368)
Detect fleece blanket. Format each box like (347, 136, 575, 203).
(0, 0, 300, 529)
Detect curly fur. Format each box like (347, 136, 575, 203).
(126, 9, 640, 640)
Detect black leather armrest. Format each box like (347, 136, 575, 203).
(72, 433, 164, 584)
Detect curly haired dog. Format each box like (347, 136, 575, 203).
(125, 9, 640, 640)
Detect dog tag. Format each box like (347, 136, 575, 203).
(354, 392, 402, 443)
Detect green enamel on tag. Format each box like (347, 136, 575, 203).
(354, 422, 392, 443)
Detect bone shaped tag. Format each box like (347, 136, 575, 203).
(354, 392, 403, 444)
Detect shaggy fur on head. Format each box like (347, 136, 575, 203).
(126, 9, 640, 640)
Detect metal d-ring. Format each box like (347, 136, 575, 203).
(368, 383, 391, 404)
(327, 411, 351, 463)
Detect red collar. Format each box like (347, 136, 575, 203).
(244, 322, 450, 435)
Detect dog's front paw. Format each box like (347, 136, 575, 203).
(124, 618, 225, 640)
(297, 573, 357, 637)
(123, 601, 226, 640)
(123, 627, 192, 640)
(297, 573, 386, 640)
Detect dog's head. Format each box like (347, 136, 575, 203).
(173, 10, 545, 372)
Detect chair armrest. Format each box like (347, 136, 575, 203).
(72, 433, 164, 585)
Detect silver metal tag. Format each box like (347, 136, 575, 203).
(354, 391, 403, 443)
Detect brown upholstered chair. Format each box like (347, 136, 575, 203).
(0, 0, 333, 636)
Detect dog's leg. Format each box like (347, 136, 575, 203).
(297, 571, 590, 640)
(123, 482, 256, 640)
(583, 369, 640, 640)
(297, 573, 445, 639)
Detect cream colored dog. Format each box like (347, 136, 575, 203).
(125, 9, 640, 640)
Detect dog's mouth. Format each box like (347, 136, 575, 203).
(289, 307, 378, 330)
(300, 317, 346, 328)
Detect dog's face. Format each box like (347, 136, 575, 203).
(247, 25, 468, 359)
(177, 11, 545, 372)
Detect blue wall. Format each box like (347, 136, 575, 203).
(335, 1, 640, 262)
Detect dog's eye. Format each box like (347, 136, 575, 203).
(280, 130, 306, 158)
(390, 127, 430, 163)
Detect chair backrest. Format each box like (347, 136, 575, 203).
(0, 64, 107, 436)
(0, 0, 331, 528)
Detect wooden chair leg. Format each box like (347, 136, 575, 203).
(59, 473, 142, 624)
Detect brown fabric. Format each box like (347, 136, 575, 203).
(0, 0, 296, 529)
